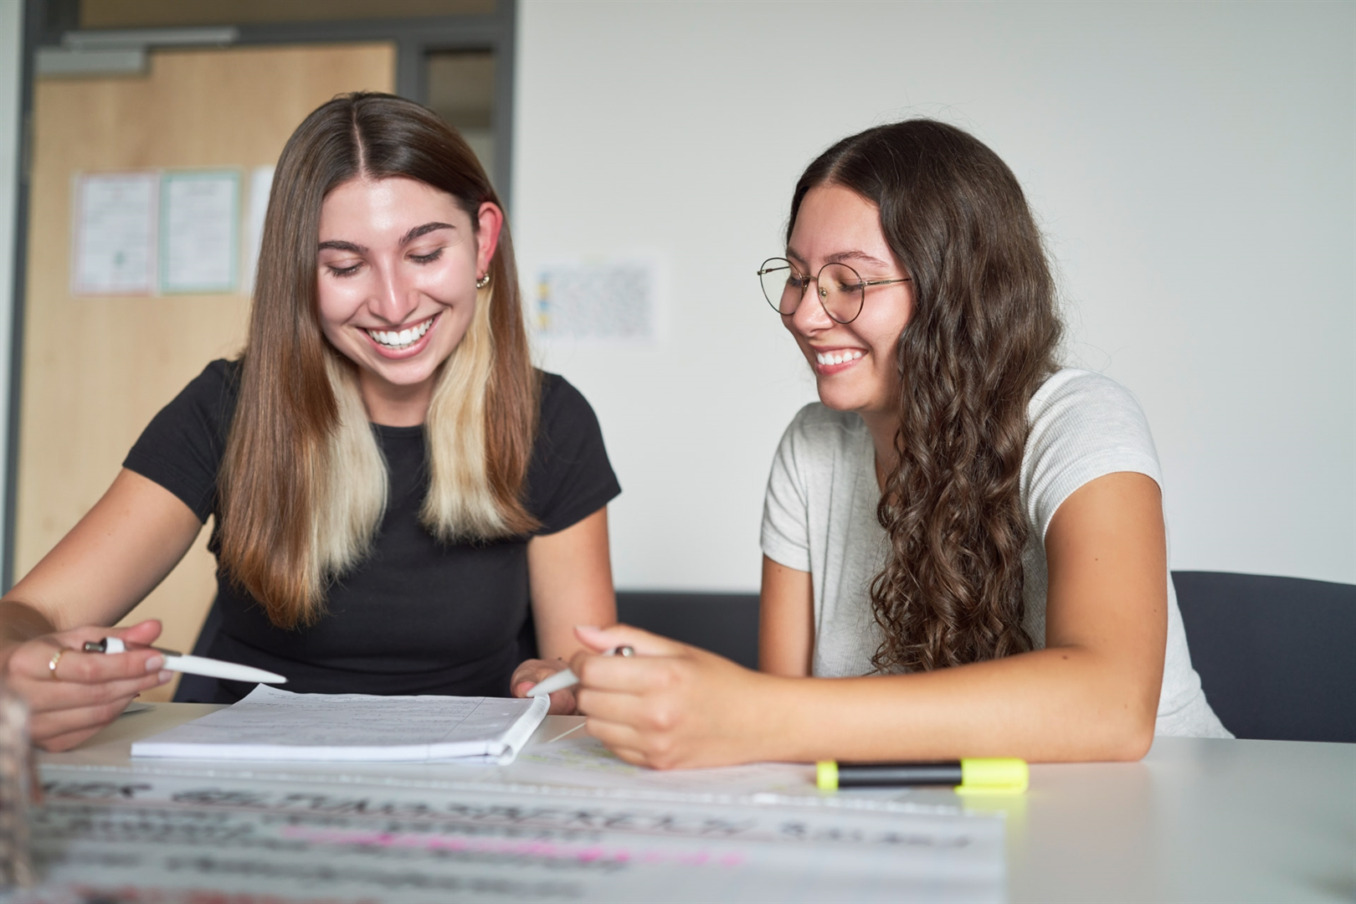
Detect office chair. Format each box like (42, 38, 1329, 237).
(1172, 571, 1356, 743)
(616, 592, 761, 670)
(516, 592, 762, 670)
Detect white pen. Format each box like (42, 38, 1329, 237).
(82, 637, 287, 685)
(529, 645, 634, 698)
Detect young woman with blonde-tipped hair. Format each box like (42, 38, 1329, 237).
(0, 93, 619, 752)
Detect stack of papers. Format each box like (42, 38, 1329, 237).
(131, 685, 549, 765)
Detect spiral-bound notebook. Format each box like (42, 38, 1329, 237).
(130, 685, 549, 765)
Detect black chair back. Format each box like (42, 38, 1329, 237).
(617, 591, 761, 670)
(1173, 571, 1356, 743)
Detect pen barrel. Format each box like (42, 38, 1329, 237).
(835, 762, 964, 787)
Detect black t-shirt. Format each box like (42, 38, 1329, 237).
(124, 359, 620, 702)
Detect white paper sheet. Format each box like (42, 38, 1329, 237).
(71, 171, 158, 296)
(29, 766, 1005, 903)
(130, 686, 549, 764)
(159, 169, 239, 293)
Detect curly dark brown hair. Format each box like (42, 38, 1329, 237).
(789, 120, 1063, 672)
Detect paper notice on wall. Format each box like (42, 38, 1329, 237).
(71, 172, 158, 296)
(160, 170, 240, 294)
(534, 256, 663, 343)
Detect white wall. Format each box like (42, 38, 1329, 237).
(514, 0, 1354, 590)
(0, 0, 21, 582)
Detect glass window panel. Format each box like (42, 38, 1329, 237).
(426, 50, 496, 187)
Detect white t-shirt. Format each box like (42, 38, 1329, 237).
(760, 369, 1231, 738)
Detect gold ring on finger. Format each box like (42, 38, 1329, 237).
(48, 648, 66, 679)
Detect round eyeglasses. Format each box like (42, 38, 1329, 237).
(757, 257, 911, 324)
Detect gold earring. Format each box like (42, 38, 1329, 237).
(476, 273, 491, 289)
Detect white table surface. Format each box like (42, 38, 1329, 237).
(37, 703, 1356, 903)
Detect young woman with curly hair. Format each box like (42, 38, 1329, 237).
(568, 120, 1228, 768)
(0, 93, 619, 752)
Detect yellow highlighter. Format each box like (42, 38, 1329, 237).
(816, 758, 1028, 795)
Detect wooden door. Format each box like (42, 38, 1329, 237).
(18, 44, 396, 699)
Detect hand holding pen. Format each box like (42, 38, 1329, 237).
(1, 617, 288, 752)
(511, 643, 634, 716)
(0, 620, 175, 752)
(81, 636, 285, 684)
(560, 624, 775, 770)
(525, 643, 635, 697)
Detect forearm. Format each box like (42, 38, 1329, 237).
(575, 622, 1160, 770)
(762, 646, 1159, 763)
(528, 507, 615, 661)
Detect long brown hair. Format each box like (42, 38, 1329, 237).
(789, 120, 1062, 672)
(219, 92, 539, 629)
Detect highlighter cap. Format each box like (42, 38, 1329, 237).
(816, 760, 838, 791)
(958, 757, 1028, 794)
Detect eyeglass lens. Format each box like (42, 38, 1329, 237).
(758, 258, 865, 323)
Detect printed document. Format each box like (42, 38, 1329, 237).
(130, 686, 548, 764)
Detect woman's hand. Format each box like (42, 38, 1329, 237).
(571, 624, 783, 770)
(0, 469, 204, 753)
(510, 658, 578, 715)
(1, 619, 174, 752)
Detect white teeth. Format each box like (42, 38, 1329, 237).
(816, 350, 863, 366)
(367, 318, 433, 349)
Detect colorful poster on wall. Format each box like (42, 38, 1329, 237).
(534, 255, 664, 343)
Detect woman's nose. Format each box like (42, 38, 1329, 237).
(369, 267, 420, 324)
(788, 283, 833, 334)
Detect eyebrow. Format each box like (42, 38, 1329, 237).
(317, 221, 457, 254)
(784, 247, 895, 269)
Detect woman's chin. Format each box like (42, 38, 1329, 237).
(814, 382, 865, 413)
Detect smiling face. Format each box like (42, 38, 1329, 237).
(316, 176, 501, 426)
(784, 183, 914, 431)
